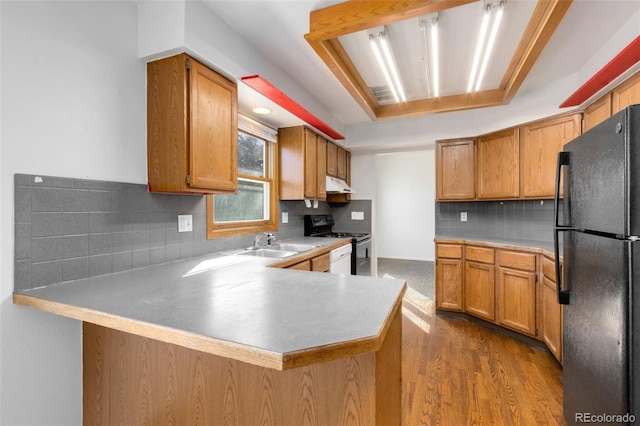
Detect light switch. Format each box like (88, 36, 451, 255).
(178, 214, 193, 232)
(351, 211, 365, 220)
(282, 212, 289, 224)
(461, 212, 467, 222)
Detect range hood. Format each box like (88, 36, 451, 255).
(326, 176, 355, 194)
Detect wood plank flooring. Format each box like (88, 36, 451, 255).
(402, 288, 565, 425)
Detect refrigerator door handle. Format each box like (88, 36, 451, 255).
(554, 151, 572, 305)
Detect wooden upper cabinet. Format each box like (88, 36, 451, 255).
(583, 94, 612, 132)
(436, 138, 476, 201)
(337, 146, 347, 180)
(316, 136, 327, 200)
(147, 53, 238, 194)
(477, 129, 520, 199)
(279, 126, 326, 200)
(520, 113, 581, 198)
(326, 142, 338, 176)
(612, 70, 640, 114)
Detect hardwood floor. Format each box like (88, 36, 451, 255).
(402, 288, 565, 425)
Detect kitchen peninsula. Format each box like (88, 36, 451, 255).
(14, 239, 405, 425)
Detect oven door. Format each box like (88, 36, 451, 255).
(354, 238, 371, 276)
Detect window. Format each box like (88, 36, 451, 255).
(207, 116, 278, 239)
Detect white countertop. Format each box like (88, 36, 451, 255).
(14, 237, 406, 370)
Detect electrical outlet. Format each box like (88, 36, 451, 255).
(282, 212, 289, 224)
(461, 212, 467, 222)
(178, 214, 193, 232)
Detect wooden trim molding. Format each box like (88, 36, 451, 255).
(305, 0, 573, 119)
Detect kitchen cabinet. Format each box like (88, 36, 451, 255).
(337, 146, 347, 180)
(477, 128, 520, 199)
(612, 70, 640, 114)
(541, 254, 563, 363)
(583, 94, 612, 132)
(147, 53, 238, 194)
(464, 246, 495, 321)
(326, 142, 338, 176)
(435, 244, 464, 311)
(279, 126, 326, 200)
(316, 136, 327, 200)
(288, 260, 311, 271)
(436, 138, 476, 201)
(496, 250, 537, 336)
(327, 148, 352, 204)
(311, 252, 330, 272)
(520, 113, 581, 198)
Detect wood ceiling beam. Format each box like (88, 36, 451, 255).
(305, 36, 379, 120)
(500, 0, 574, 104)
(305, 0, 572, 120)
(376, 89, 504, 119)
(306, 0, 477, 41)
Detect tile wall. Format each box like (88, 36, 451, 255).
(14, 174, 258, 291)
(14, 174, 373, 292)
(435, 199, 560, 242)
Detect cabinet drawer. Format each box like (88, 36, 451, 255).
(465, 246, 494, 264)
(498, 251, 536, 272)
(542, 256, 556, 281)
(288, 260, 311, 271)
(311, 253, 331, 272)
(437, 244, 462, 259)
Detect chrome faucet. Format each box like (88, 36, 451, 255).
(254, 232, 275, 247)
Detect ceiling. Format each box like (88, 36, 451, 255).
(204, 0, 640, 140)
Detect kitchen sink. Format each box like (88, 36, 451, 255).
(236, 248, 298, 258)
(268, 243, 319, 252)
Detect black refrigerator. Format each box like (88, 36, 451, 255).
(555, 104, 640, 425)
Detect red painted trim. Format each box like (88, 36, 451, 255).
(241, 75, 345, 140)
(559, 35, 640, 108)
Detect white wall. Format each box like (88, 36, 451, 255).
(1, 2, 145, 423)
(374, 150, 435, 261)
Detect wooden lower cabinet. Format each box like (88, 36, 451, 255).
(540, 255, 563, 363)
(436, 240, 562, 361)
(436, 259, 463, 311)
(464, 260, 495, 321)
(496, 266, 537, 336)
(435, 244, 464, 311)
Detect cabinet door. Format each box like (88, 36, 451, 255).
(612, 70, 640, 114)
(520, 114, 581, 198)
(303, 128, 317, 199)
(464, 261, 495, 321)
(496, 267, 536, 336)
(189, 58, 238, 192)
(541, 275, 562, 362)
(316, 136, 327, 200)
(337, 146, 347, 180)
(477, 129, 519, 199)
(583, 94, 612, 132)
(436, 139, 475, 200)
(326, 142, 338, 177)
(435, 259, 463, 311)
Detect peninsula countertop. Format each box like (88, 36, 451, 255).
(13, 237, 406, 371)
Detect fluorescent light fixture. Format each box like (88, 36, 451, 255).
(420, 13, 439, 98)
(431, 20, 439, 98)
(369, 28, 406, 103)
(468, 0, 504, 93)
(252, 106, 271, 115)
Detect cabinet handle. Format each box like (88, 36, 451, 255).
(554, 151, 572, 305)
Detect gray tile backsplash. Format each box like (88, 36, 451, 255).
(14, 174, 373, 292)
(14, 174, 259, 291)
(435, 199, 559, 242)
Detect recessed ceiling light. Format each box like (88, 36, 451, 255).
(252, 106, 271, 115)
